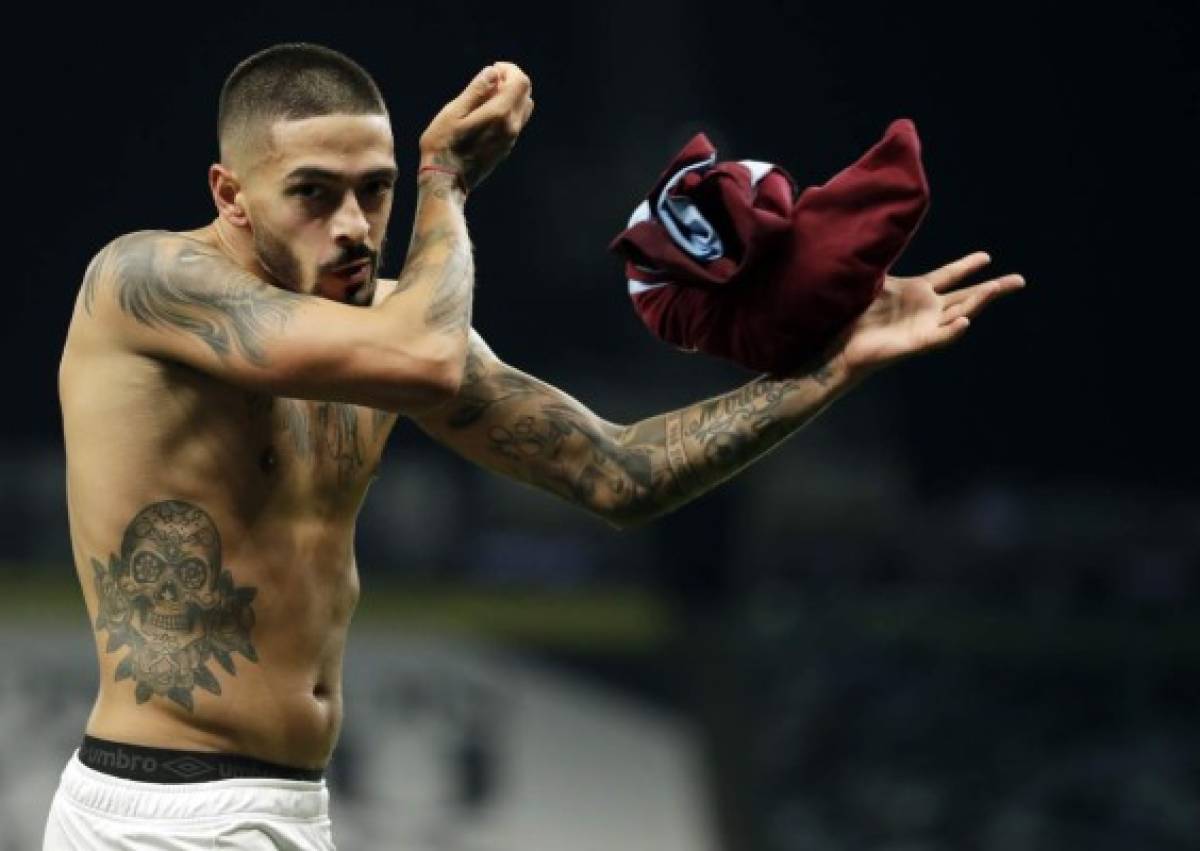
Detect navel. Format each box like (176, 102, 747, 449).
(259, 446, 278, 474)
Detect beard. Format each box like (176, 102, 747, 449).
(324, 237, 387, 306)
(251, 220, 386, 305)
(251, 222, 306, 293)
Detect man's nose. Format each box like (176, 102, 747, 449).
(333, 192, 370, 244)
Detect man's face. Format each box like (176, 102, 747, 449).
(239, 113, 396, 305)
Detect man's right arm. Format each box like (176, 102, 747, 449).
(79, 197, 468, 415)
(78, 62, 534, 416)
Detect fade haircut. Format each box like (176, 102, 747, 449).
(218, 43, 388, 169)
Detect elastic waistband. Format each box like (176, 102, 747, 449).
(60, 751, 329, 821)
(79, 735, 324, 783)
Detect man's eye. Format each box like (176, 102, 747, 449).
(290, 184, 328, 201)
(363, 180, 393, 196)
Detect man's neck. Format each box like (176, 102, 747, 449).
(185, 218, 281, 289)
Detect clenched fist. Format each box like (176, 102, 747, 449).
(419, 62, 535, 192)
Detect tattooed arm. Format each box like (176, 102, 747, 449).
(75, 64, 539, 414)
(410, 253, 1026, 528)
(78, 204, 471, 414)
(410, 330, 854, 529)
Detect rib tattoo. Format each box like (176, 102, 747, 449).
(92, 500, 258, 712)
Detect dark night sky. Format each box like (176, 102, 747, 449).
(8, 1, 1197, 496)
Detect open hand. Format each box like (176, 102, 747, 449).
(830, 252, 1026, 382)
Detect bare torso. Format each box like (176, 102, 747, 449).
(59, 231, 398, 769)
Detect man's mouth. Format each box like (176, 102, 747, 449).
(330, 259, 371, 285)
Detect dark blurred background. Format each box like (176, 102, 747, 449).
(1, 1, 1197, 849)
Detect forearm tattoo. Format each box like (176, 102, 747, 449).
(83, 231, 301, 365)
(664, 412, 700, 495)
(438, 339, 841, 526)
(444, 345, 654, 510)
(92, 500, 258, 712)
(422, 230, 473, 334)
(390, 190, 474, 335)
(417, 147, 481, 200)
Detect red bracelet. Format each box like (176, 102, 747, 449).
(418, 164, 468, 195)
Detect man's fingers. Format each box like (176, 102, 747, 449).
(942, 274, 1025, 308)
(926, 315, 972, 347)
(459, 63, 532, 128)
(453, 64, 502, 116)
(929, 251, 993, 293)
(941, 275, 1026, 324)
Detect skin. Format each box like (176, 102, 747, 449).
(413, 253, 1025, 529)
(62, 62, 535, 768)
(59, 59, 1022, 770)
(218, 113, 397, 306)
(62, 111, 407, 763)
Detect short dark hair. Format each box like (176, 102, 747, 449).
(218, 43, 388, 166)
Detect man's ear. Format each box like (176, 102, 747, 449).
(209, 164, 249, 227)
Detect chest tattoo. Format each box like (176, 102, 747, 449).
(281, 400, 365, 486)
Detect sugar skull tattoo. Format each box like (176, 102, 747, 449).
(91, 500, 258, 712)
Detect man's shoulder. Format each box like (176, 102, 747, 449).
(87, 228, 183, 268)
(82, 230, 182, 305)
(81, 229, 241, 316)
(87, 228, 218, 273)
(77, 230, 145, 322)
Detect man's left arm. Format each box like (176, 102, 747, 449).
(410, 251, 1025, 529)
(411, 328, 850, 529)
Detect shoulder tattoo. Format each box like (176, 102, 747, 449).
(83, 231, 301, 366)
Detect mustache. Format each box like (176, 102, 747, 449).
(323, 244, 378, 273)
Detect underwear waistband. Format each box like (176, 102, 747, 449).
(78, 735, 324, 783)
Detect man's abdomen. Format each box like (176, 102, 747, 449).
(76, 497, 359, 770)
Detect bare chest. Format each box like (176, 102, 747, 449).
(240, 393, 395, 508)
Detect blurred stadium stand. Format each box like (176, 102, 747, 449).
(2, 442, 1197, 849)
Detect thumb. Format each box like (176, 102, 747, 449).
(452, 65, 500, 117)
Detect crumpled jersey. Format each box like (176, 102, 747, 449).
(610, 119, 931, 373)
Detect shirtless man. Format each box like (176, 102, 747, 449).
(49, 42, 1024, 850)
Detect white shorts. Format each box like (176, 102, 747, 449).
(43, 751, 336, 850)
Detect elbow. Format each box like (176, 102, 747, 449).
(435, 332, 470, 397)
(419, 331, 469, 400)
(591, 493, 660, 533)
(588, 430, 664, 532)
(373, 332, 469, 415)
